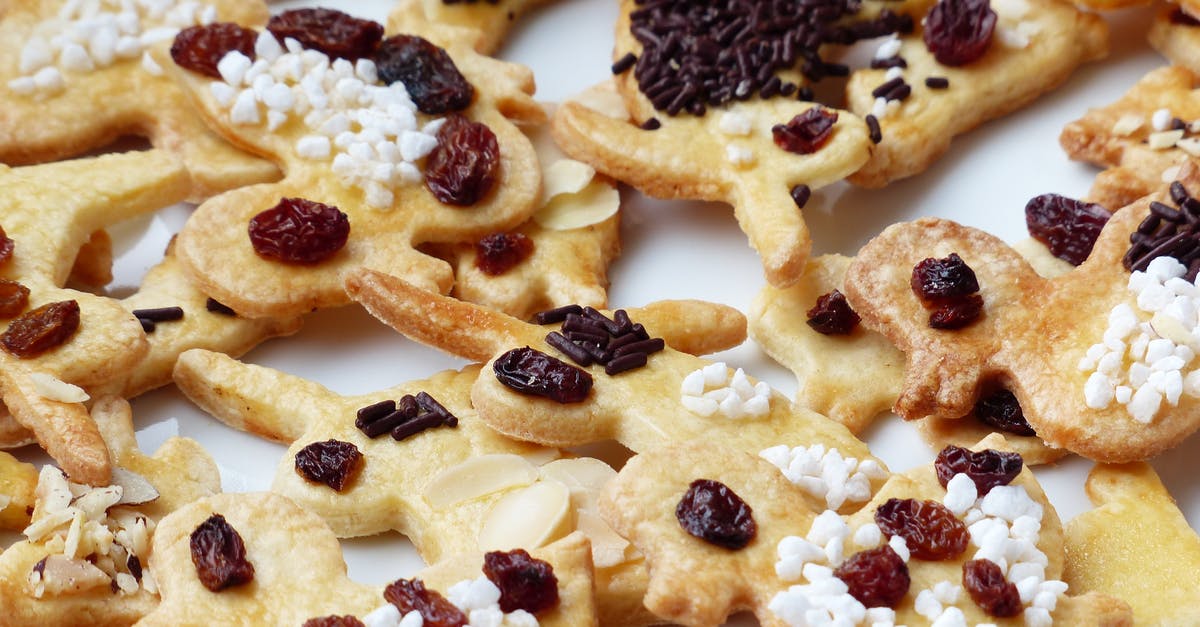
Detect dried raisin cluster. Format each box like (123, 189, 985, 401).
(1, 300, 80, 358)
(493, 346, 593, 403)
(675, 479, 757, 550)
(772, 108, 838, 155)
(383, 579, 467, 627)
(911, 253, 984, 329)
(293, 440, 364, 492)
(923, 0, 997, 66)
(874, 498, 968, 560)
(248, 198, 350, 264)
(170, 23, 258, 78)
(424, 115, 501, 207)
(833, 545, 910, 607)
(266, 8, 384, 61)
(189, 514, 255, 592)
(1024, 194, 1110, 266)
(806, 289, 861, 335)
(475, 232, 535, 276)
(483, 549, 560, 614)
(935, 445, 1023, 494)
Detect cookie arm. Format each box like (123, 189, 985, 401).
(629, 300, 747, 356)
(173, 349, 337, 443)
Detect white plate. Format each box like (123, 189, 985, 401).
(15, 0, 1199, 620)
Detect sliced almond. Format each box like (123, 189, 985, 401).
(0, 493, 10, 511)
(520, 447, 561, 467)
(477, 479, 572, 551)
(110, 468, 160, 506)
(576, 510, 633, 569)
(534, 180, 620, 231)
(28, 372, 89, 404)
(72, 486, 121, 521)
(1151, 311, 1197, 350)
(538, 458, 616, 512)
(34, 466, 73, 515)
(23, 508, 75, 543)
(542, 159, 595, 202)
(423, 454, 538, 510)
(567, 82, 630, 120)
(1111, 113, 1144, 137)
(36, 555, 110, 596)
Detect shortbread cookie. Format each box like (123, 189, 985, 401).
(428, 104, 622, 320)
(346, 270, 875, 473)
(0, 450, 37, 532)
(843, 163, 1200, 462)
(0, 150, 190, 484)
(0, 0, 278, 201)
(1064, 462, 1200, 625)
(750, 253, 1068, 464)
(1061, 65, 1200, 210)
(167, 11, 545, 318)
(553, 0, 884, 287)
(0, 396, 220, 626)
(137, 491, 597, 626)
(602, 436, 1131, 626)
(388, 0, 557, 54)
(845, 0, 1108, 187)
(1149, 6, 1200, 74)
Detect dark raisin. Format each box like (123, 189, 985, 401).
(772, 107, 838, 154)
(424, 115, 500, 207)
(675, 479, 756, 550)
(248, 198, 350, 264)
(493, 346, 592, 403)
(935, 445, 1023, 494)
(302, 616, 365, 627)
(911, 253, 979, 302)
(170, 23, 257, 79)
(806, 289, 860, 335)
(923, 0, 997, 66)
(483, 549, 560, 614)
(374, 35, 474, 114)
(928, 294, 983, 329)
(266, 8, 384, 61)
(973, 389, 1036, 436)
(1024, 194, 1111, 266)
(0, 279, 30, 318)
(874, 498, 968, 561)
(962, 559, 1022, 617)
(294, 440, 363, 492)
(189, 514, 254, 592)
(834, 545, 910, 608)
(383, 578, 467, 627)
(1, 300, 80, 358)
(0, 226, 13, 265)
(475, 232, 534, 276)
(127, 554, 143, 581)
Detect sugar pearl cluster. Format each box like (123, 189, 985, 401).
(912, 581, 967, 626)
(717, 111, 755, 166)
(869, 37, 904, 121)
(679, 362, 772, 419)
(759, 443, 886, 510)
(768, 510, 910, 626)
(362, 577, 539, 627)
(991, 0, 1040, 50)
(9, 0, 215, 97)
(947, 473, 1067, 627)
(211, 32, 443, 209)
(1079, 256, 1200, 423)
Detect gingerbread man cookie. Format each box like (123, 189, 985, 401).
(165, 9, 546, 319)
(1061, 64, 1200, 211)
(0, 396, 220, 626)
(0, 149, 190, 484)
(844, 0, 1108, 187)
(137, 491, 597, 626)
(602, 436, 1131, 626)
(0, 0, 278, 201)
(1064, 461, 1200, 625)
(843, 162, 1200, 462)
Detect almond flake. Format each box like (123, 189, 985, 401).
(1148, 129, 1185, 150)
(29, 372, 89, 403)
(477, 479, 572, 551)
(423, 454, 539, 510)
(533, 180, 620, 231)
(1111, 113, 1144, 137)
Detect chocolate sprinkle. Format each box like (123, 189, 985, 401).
(620, 0, 913, 116)
(1123, 180, 1200, 280)
(534, 304, 583, 325)
(205, 298, 237, 316)
(925, 76, 950, 89)
(611, 52, 637, 74)
(355, 392, 458, 440)
(543, 305, 663, 375)
(865, 114, 882, 144)
(132, 306, 184, 322)
(640, 117, 662, 130)
(870, 56, 907, 70)
(790, 184, 812, 208)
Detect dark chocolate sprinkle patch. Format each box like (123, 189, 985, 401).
(543, 305, 663, 375)
(132, 306, 184, 322)
(354, 392, 458, 440)
(925, 76, 950, 89)
(534, 304, 583, 325)
(1124, 180, 1200, 279)
(865, 114, 882, 144)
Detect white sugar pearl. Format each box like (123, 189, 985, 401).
(59, 42, 95, 72)
(217, 51, 252, 86)
(852, 523, 881, 548)
(19, 37, 53, 74)
(230, 89, 260, 124)
(1084, 372, 1114, 409)
(943, 473, 978, 515)
(1128, 384, 1163, 423)
(32, 67, 65, 92)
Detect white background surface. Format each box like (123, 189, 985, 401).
(20, 0, 1195, 618)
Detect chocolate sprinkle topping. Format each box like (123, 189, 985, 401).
(542, 306, 664, 375)
(1124, 180, 1200, 280)
(355, 392, 458, 440)
(620, 0, 913, 116)
(865, 114, 882, 144)
(640, 117, 662, 130)
(790, 184, 812, 208)
(205, 298, 237, 316)
(925, 76, 950, 89)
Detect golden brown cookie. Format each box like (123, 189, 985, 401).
(1064, 462, 1200, 625)
(0, 0, 278, 201)
(0, 150, 190, 484)
(167, 13, 545, 318)
(845, 0, 1107, 187)
(1061, 64, 1200, 211)
(0, 396, 220, 626)
(603, 436, 1130, 626)
(137, 491, 597, 626)
(843, 163, 1200, 462)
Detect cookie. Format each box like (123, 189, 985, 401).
(166, 11, 546, 319)
(750, 253, 1068, 465)
(346, 269, 873, 472)
(0, 449, 38, 532)
(426, 103, 622, 321)
(601, 436, 1131, 626)
(0, 0, 278, 201)
(552, 0, 882, 287)
(0, 149, 191, 484)
(1064, 461, 1200, 625)
(844, 0, 1108, 187)
(1061, 64, 1200, 211)
(388, 0, 556, 55)
(0, 396, 220, 626)
(137, 491, 597, 626)
(843, 163, 1200, 462)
